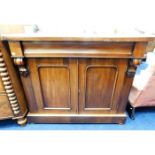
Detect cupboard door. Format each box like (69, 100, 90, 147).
(28, 58, 78, 114)
(78, 58, 128, 114)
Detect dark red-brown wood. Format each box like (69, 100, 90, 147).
(7, 38, 152, 124)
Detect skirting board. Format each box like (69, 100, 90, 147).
(27, 113, 127, 124)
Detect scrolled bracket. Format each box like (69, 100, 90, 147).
(127, 58, 144, 77)
(14, 58, 29, 77)
(8, 41, 29, 77)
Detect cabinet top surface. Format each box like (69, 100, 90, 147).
(0, 25, 155, 42)
(1, 33, 155, 42)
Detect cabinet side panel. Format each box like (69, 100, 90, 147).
(0, 95, 13, 119)
(0, 78, 5, 92)
(1, 42, 28, 118)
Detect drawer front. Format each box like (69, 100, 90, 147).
(0, 94, 13, 119)
(21, 41, 134, 58)
(0, 77, 5, 93)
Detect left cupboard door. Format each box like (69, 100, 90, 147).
(27, 58, 78, 114)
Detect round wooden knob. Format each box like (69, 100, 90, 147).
(133, 59, 141, 65)
(14, 58, 24, 65)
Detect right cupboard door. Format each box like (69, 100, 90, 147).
(78, 58, 128, 114)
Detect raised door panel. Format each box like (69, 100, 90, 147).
(39, 66, 70, 109)
(78, 58, 128, 114)
(28, 58, 78, 114)
(85, 66, 117, 109)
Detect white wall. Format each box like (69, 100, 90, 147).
(0, 0, 154, 33)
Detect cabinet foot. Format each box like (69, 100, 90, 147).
(127, 103, 136, 120)
(17, 117, 27, 126)
(118, 122, 124, 125)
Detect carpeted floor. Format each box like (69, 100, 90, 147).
(0, 108, 155, 130)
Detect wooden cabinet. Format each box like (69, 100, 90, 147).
(0, 25, 154, 125)
(0, 42, 27, 125)
(5, 37, 153, 124)
(0, 44, 13, 120)
(2, 25, 154, 125)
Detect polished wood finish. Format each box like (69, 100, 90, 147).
(8, 41, 24, 57)
(0, 25, 30, 125)
(1, 42, 27, 115)
(17, 117, 27, 126)
(0, 94, 13, 120)
(27, 58, 78, 114)
(0, 42, 28, 125)
(133, 42, 148, 58)
(0, 77, 5, 93)
(0, 44, 14, 119)
(78, 58, 127, 114)
(0, 27, 154, 124)
(27, 113, 126, 124)
(1, 34, 155, 42)
(22, 41, 133, 58)
(7, 36, 153, 124)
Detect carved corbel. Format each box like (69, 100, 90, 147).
(127, 42, 148, 77)
(127, 58, 144, 77)
(14, 58, 29, 77)
(8, 41, 29, 77)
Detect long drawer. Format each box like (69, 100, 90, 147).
(21, 41, 134, 58)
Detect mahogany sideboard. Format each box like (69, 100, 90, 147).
(0, 33, 154, 125)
